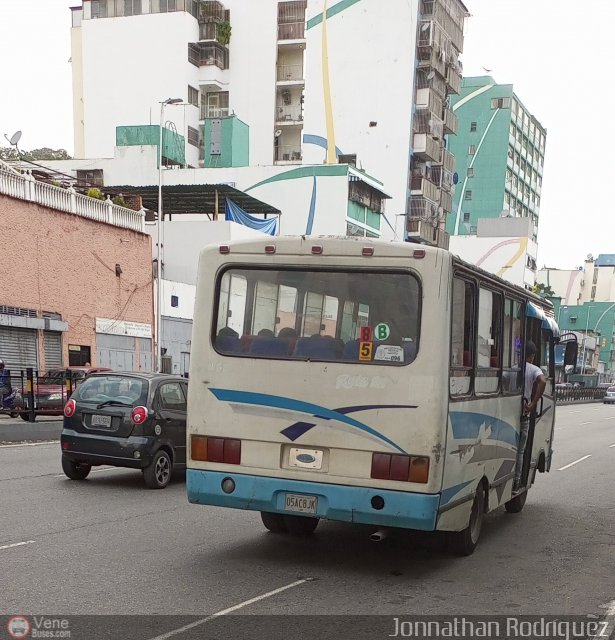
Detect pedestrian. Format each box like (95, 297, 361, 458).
(0, 359, 11, 399)
(514, 340, 546, 491)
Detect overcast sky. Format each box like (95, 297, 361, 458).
(0, 0, 612, 270)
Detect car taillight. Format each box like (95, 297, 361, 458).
(191, 435, 241, 464)
(131, 406, 148, 425)
(64, 399, 76, 418)
(370, 453, 430, 483)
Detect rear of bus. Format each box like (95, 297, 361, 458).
(186, 237, 452, 533)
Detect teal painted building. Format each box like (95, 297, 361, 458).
(446, 77, 546, 238)
(202, 116, 250, 168)
(116, 125, 185, 168)
(551, 299, 615, 375)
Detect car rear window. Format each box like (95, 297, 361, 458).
(74, 376, 148, 406)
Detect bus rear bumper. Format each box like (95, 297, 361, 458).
(187, 469, 440, 531)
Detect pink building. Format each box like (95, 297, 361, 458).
(0, 166, 153, 373)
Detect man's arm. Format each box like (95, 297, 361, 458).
(527, 373, 546, 414)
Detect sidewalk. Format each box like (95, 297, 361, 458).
(0, 414, 63, 443)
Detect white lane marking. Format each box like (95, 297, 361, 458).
(605, 416, 615, 420)
(52, 467, 122, 478)
(558, 455, 592, 471)
(580, 421, 593, 425)
(0, 540, 35, 551)
(147, 578, 313, 640)
(0, 441, 59, 449)
(609, 444, 615, 448)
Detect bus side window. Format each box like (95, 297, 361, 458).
(450, 277, 474, 397)
(502, 299, 523, 394)
(475, 288, 502, 395)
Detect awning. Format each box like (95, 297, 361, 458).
(101, 183, 281, 218)
(527, 302, 560, 338)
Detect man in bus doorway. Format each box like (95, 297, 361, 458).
(514, 340, 546, 491)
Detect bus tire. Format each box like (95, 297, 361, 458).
(260, 511, 288, 533)
(505, 490, 527, 514)
(284, 515, 319, 536)
(448, 483, 485, 556)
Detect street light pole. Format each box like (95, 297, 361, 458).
(156, 98, 182, 373)
(581, 305, 593, 375)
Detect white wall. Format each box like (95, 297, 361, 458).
(162, 279, 196, 319)
(302, 0, 419, 224)
(449, 235, 538, 289)
(536, 268, 583, 305)
(79, 11, 201, 166)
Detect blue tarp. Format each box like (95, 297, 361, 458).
(225, 199, 278, 236)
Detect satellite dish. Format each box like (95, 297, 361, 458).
(426, 70, 435, 80)
(274, 129, 282, 138)
(7, 131, 22, 146)
(421, 22, 430, 31)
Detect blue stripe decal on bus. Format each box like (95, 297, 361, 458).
(282, 403, 418, 440)
(209, 388, 408, 453)
(449, 412, 519, 447)
(440, 479, 475, 506)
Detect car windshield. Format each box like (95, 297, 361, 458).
(74, 375, 148, 406)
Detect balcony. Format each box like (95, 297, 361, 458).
(437, 148, 455, 172)
(407, 218, 449, 249)
(413, 111, 444, 141)
(446, 65, 462, 94)
(420, 0, 466, 53)
(430, 164, 453, 192)
(443, 107, 458, 135)
(413, 133, 441, 163)
(276, 104, 303, 124)
(276, 64, 304, 84)
(415, 87, 443, 116)
(415, 69, 448, 100)
(417, 40, 447, 78)
(410, 175, 440, 203)
(408, 193, 439, 220)
(199, 1, 228, 22)
(274, 144, 302, 163)
(189, 42, 229, 69)
(440, 189, 453, 213)
(278, 0, 306, 41)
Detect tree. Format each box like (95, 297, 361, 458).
(532, 282, 555, 298)
(0, 147, 72, 161)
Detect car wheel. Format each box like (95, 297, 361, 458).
(143, 449, 172, 489)
(61, 454, 91, 480)
(505, 490, 528, 514)
(284, 515, 320, 535)
(260, 511, 288, 533)
(20, 413, 35, 422)
(447, 483, 485, 556)
(9, 411, 19, 418)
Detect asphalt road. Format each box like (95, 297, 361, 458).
(0, 404, 613, 638)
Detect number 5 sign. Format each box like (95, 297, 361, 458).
(359, 341, 373, 361)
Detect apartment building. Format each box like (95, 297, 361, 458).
(69, 0, 468, 242)
(446, 76, 547, 240)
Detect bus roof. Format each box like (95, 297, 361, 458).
(204, 235, 552, 313)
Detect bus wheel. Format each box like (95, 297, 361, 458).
(448, 483, 485, 556)
(284, 515, 319, 536)
(505, 490, 527, 514)
(260, 511, 288, 534)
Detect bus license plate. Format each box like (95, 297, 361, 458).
(92, 415, 112, 427)
(284, 493, 318, 514)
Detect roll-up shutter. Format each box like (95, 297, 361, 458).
(44, 332, 63, 370)
(0, 327, 38, 372)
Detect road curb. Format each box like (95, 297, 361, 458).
(0, 422, 63, 443)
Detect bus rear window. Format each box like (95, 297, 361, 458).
(214, 268, 420, 365)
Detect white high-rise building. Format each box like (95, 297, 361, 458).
(70, 0, 468, 242)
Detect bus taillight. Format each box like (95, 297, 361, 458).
(191, 435, 241, 465)
(370, 453, 429, 484)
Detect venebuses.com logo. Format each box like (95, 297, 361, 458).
(6, 616, 70, 639)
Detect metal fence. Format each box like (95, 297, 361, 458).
(555, 387, 607, 403)
(0, 369, 85, 422)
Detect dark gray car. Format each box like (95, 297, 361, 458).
(60, 372, 188, 489)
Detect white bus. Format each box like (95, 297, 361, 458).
(187, 237, 568, 554)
